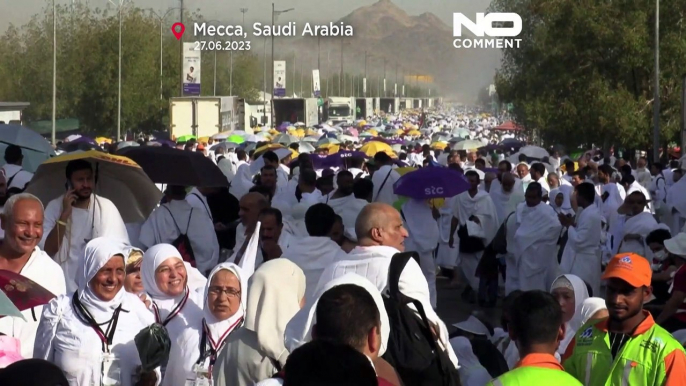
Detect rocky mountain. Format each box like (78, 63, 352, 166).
(281, 0, 499, 98)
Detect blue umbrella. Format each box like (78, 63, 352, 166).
(393, 167, 470, 199)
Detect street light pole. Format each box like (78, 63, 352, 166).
(383, 58, 386, 97)
(179, 0, 184, 97)
(652, 0, 660, 162)
(52, 0, 56, 144)
(339, 38, 343, 95)
(154, 8, 181, 101)
(364, 51, 367, 97)
(236, 8, 248, 95)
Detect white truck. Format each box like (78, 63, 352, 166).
(237, 99, 271, 133)
(169, 96, 238, 139)
(355, 98, 373, 119)
(272, 97, 319, 127)
(324, 97, 355, 125)
(380, 97, 400, 114)
(0, 102, 30, 125)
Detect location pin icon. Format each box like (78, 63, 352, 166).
(171, 23, 185, 40)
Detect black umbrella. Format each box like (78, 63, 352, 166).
(58, 142, 103, 153)
(117, 146, 228, 187)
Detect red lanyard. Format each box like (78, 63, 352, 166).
(72, 292, 122, 353)
(152, 288, 189, 326)
(203, 317, 244, 353)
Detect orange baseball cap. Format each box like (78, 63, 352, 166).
(601, 253, 652, 288)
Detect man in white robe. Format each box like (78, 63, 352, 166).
(322, 171, 368, 230)
(530, 163, 550, 197)
(516, 163, 532, 193)
(1, 145, 33, 192)
(40, 160, 129, 292)
(256, 207, 294, 264)
(511, 182, 563, 292)
(281, 203, 347, 302)
(232, 192, 270, 257)
(371, 152, 400, 205)
(489, 173, 524, 226)
(402, 198, 440, 308)
(186, 187, 214, 222)
(229, 150, 253, 200)
(617, 191, 660, 258)
(665, 168, 686, 235)
(632, 157, 652, 189)
(316, 203, 458, 367)
(623, 174, 653, 213)
(448, 171, 499, 298)
(139, 185, 218, 276)
(649, 162, 668, 221)
(0, 193, 67, 358)
(559, 182, 603, 296)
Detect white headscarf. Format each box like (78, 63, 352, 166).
(550, 185, 574, 215)
(580, 297, 607, 325)
(76, 237, 127, 323)
(142, 243, 189, 321)
(450, 336, 491, 386)
(203, 263, 248, 344)
(551, 274, 589, 354)
(244, 258, 306, 367)
(284, 273, 390, 355)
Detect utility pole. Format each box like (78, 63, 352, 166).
(235, 8, 248, 95)
(293, 51, 296, 96)
(681, 74, 686, 157)
(300, 54, 304, 97)
(364, 51, 368, 97)
(395, 62, 398, 97)
(339, 38, 343, 96)
(317, 35, 321, 72)
(179, 0, 184, 97)
(652, 0, 660, 162)
(325, 48, 330, 97)
(383, 58, 386, 97)
(52, 0, 56, 145)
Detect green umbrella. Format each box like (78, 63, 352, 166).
(227, 135, 245, 144)
(0, 290, 25, 320)
(177, 135, 196, 142)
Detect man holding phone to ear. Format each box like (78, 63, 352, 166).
(40, 159, 129, 292)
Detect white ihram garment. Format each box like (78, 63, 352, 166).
(402, 199, 440, 308)
(559, 205, 603, 296)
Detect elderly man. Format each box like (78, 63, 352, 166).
(0, 193, 66, 357)
(324, 171, 369, 231)
(232, 192, 269, 259)
(40, 159, 128, 292)
(490, 172, 524, 227)
(257, 207, 293, 263)
(317, 203, 458, 367)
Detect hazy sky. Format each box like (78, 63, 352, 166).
(2, 0, 491, 31)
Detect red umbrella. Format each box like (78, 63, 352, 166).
(493, 121, 524, 131)
(0, 270, 57, 313)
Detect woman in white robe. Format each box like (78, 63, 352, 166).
(550, 274, 590, 356)
(451, 336, 491, 386)
(213, 259, 306, 386)
(34, 237, 157, 386)
(166, 263, 247, 386)
(141, 244, 205, 385)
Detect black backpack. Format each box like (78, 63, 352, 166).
(381, 252, 461, 386)
(162, 206, 197, 268)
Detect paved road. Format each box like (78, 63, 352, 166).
(435, 276, 502, 331)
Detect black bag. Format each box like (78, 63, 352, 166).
(162, 206, 197, 267)
(457, 223, 485, 253)
(382, 252, 461, 386)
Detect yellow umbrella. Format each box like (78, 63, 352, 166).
(295, 128, 306, 138)
(198, 136, 210, 144)
(254, 143, 284, 158)
(407, 130, 421, 136)
(290, 149, 300, 158)
(357, 120, 367, 127)
(360, 141, 393, 157)
(366, 129, 378, 137)
(560, 162, 579, 173)
(395, 129, 404, 135)
(431, 141, 448, 150)
(306, 128, 318, 136)
(268, 129, 279, 135)
(318, 143, 340, 154)
(254, 127, 263, 133)
(25, 150, 162, 222)
(95, 137, 112, 144)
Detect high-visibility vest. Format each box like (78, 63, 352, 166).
(563, 318, 685, 386)
(487, 366, 582, 386)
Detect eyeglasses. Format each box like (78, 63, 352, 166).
(208, 286, 241, 298)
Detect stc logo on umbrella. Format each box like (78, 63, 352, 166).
(452, 13, 522, 49)
(425, 186, 444, 196)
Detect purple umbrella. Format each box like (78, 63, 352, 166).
(152, 139, 176, 147)
(278, 122, 291, 132)
(288, 154, 328, 170)
(323, 151, 367, 168)
(393, 167, 470, 199)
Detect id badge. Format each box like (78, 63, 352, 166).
(101, 352, 122, 386)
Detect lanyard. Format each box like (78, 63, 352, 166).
(152, 288, 189, 326)
(71, 292, 122, 353)
(196, 317, 244, 373)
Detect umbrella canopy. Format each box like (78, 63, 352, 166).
(227, 135, 245, 144)
(0, 269, 57, 316)
(118, 146, 228, 188)
(301, 136, 319, 143)
(452, 139, 484, 151)
(519, 145, 549, 159)
(359, 141, 393, 157)
(316, 137, 341, 146)
(95, 137, 112, 144)
(210, 142, 240, 152)
(70, 136, 97, 145)
(296, 142, 316, 153)
(493, 121, 523, 131)
(116, 141, 140, 151)
(0, 125, 56, 173)
(272, 133, 299, 145)
(58, 142, 103, 153)
(323, 151, 367, 168)
(393, 166, 470, 199)
(0, 290, 24, 320)
(212, 132, 231, 140)
(25, 150, 162, 223)
(250, 147, 293, 174)
(176, 135, 196, 142)
(254, 143, 285, 158)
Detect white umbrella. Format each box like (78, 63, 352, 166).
(255, 132, 271, 139)
(452, 139, 484, 151)
(294, 122, 305, 127)
(250, 147, 293, 173)
(302, 136, 320, 143)
(272, 133, 299, 145)
(338, 134, 357, 143)
(297, 142, 316, 153)
(212, 132, 231, 140)
(244, 134, 259, 142)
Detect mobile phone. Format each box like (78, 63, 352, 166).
(64, 180, 73, 191)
